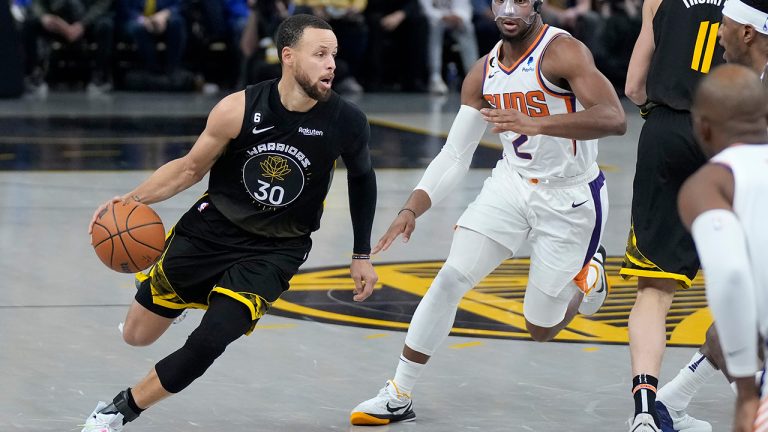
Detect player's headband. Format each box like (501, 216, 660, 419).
(722, 0, 768, 35)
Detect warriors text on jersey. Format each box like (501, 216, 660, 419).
(710, 144, 768, 337)
(647, 0, 725, 111)
(207, 79, 371, 238)
(482, 25, 598, 179)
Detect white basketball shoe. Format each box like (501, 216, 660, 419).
(81, 401, 124, 432)
(350, 380, 415, 425)
(629, 413, 661, 432)
(656, 400, 711, 432)
(578, 245, 609, 316)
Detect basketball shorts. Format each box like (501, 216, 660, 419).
(620, 106, 706, 288)
(456, 161, 608, 305)
(135, 196, 311, 333)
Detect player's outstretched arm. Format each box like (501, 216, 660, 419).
(372, 58, 488, 254)
(679, 164, 761, 421)
(88, 92, 244, 234)
(125, 91, 244, 204)
(625, 0, 661, 105)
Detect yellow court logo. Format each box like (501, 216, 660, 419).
(272, 257, 712, 346)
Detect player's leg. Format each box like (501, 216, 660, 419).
(120, 278, 180, 347)
(350, 227, 515, 425)
(621, 106, 706, 432)
(119, 225, 204, 346)
(523, 170, 609, 342)
(628, 276, 676, 431)
(656, 338, 719, 432)
(523, 247, 608, 342)
(82, 293, 254, 431)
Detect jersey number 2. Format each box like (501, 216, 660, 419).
(512, 134, 532, 160)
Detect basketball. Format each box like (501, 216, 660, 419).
(91, 201, 166, 273)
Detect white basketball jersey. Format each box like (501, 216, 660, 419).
(711, 144, 768, 338)
(482, 25, 598, 179)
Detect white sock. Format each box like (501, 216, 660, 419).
(393, 355, 424, 396)
(658, 351, 717, 411)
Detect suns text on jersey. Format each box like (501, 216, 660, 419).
(483, 90, 551, 117)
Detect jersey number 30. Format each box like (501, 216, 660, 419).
(253, 180, 285, 205)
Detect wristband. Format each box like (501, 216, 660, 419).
(398, 208, 417, 218)
(352, 254, 370, 260)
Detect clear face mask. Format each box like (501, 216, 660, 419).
(492, 0, 538, 25)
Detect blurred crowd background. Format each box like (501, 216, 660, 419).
(0, 0, 641, 98)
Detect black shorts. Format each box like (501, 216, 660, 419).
(135, 196, 311, 331)
(619, 106, 706, 288)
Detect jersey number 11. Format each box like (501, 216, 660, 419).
(691, 21, 719, 74)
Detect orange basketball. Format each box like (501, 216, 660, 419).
(91, 201, 166, 273)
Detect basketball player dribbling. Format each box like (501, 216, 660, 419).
(80, 14, 379, 432)
(678, 63, 768, 432)
(349, 0, 626, 425)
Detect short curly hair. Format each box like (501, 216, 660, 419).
(275, 14, 333, 64)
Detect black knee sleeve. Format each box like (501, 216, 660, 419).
(155, 295, 253, 393)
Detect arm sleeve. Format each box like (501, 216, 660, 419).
(347, 168, 377, 254)
(692, 209, 760, 378)
(340, 114, 376, 255)
(414, 105, 487, 206)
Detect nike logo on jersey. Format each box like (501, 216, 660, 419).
(252, 126, 275, 135)
(571, 200, 588, 208)
(487, 71, 498, 79)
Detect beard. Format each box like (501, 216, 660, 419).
(295, 66, 332, 102)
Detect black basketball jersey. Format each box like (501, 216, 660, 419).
(207, 79, 371, 238)
(647, 0, 725, 111)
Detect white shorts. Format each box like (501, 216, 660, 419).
(456, 161, 608, 324)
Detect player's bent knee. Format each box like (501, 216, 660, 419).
(121, 326, 159, 347)
(526, 321, 556, 342)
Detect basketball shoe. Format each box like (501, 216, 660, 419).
(655, 400, 711, 432)
(628, 413, 661, 432)
(350, 380, 415, 425)
(81, 401, 124, 432)
(578, 245, 609, 315)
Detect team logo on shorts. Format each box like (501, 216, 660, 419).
(270, 257, 712, 346)
(243, 147, 307, 207)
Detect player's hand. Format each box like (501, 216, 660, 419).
(88, 196, 123, 235)
(732, 393, 759, 432)
(350, 259, 378, 302)
(371, 209, 416, 254)
(480, 108, 541, 136)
